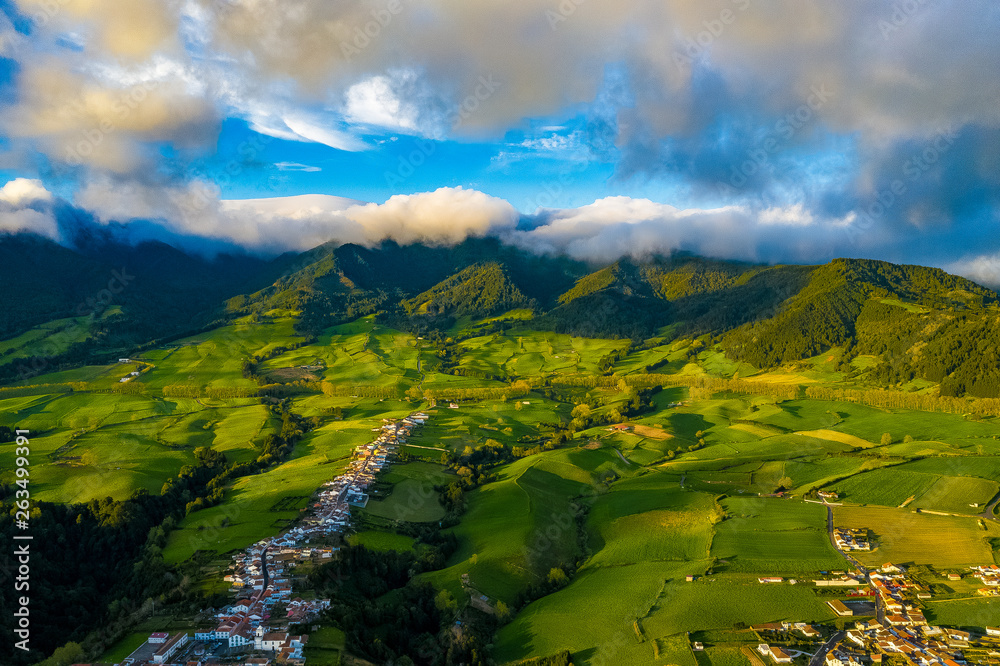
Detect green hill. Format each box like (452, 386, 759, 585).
(403, 262, 529, 317)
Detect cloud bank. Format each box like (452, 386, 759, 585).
(0, 1, 998, 274)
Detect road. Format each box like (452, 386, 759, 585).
(261, 545, 270, 591)
(977, 488, 1000, 522)
(613, 448, 633, 467)
(822, 502, 882, 624)
(809, 630, 845, 666)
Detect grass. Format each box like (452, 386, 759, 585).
(494, 570, 833, 665)
(923, 598, 1000, 631)
(831, 468, 939, 507)
(833, 505, 1000, 568)
(162, 413, 393, 562)
(302, 626, 347, 665)
(362, 462, 452, 523)
(13, 314, 1000, 664)
(420, 447, 625, 604)
(911, 475, 999, 514)
(587, 473, 716, 567)
(711, 497, 845, 573)
(347, 531, 417, 552)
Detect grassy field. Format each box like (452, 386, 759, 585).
(347, 531, 417, 552)
(711, 497, 845, 572)
(302, 626, 347, 665)
(10, 309, 1000, 664)
(162, 412, 396, 562)
(494, 570, 834, 665)
(923, 598, 1000, 631)
(833, 505, 1000, 568)
(362, 461, 452, 523)
(587, 472, 716, 567)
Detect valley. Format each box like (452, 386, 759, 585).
(4, 289, 1000, 664)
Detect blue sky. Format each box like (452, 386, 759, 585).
(1, 0, 999, 283)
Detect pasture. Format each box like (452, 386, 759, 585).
(362, 462, 452, 523)
(711, 497, 845, 572)
(833, 506, 1000, 568)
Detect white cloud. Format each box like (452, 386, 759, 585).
(282, 114, 369, 152)
(512, 196, 861, 264)
(0, 178, 54, 206)
(344, 75, 419, 132)
(945, 254, 1000, 288)
(346, 187, 519, 246)
(276, 162, 322, 172)
(73, 181, 517, 252)
(0, 178, 59, 239)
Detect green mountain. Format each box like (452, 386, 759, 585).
(4, 229, 1000, 397)
(402, 262, 529, 317)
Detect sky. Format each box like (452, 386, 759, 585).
(0, 0, 999, 282)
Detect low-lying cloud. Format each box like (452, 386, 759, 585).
(0, 178, 59, 239)
(71, 182, 519, 253)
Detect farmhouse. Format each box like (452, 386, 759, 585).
(796, 624, 821, 639)
(987, 627, 1000, 637)
(947, 629, 971, 643)
(758, 577, 784, 584)
(768, 646, 794, 663)
(827, 600, 853, 616)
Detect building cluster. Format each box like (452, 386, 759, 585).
(971, 564, 1000, 594)
(750, 558, 1000, 666)
(823, 563, 998, 666)
(815, 569, 865, 587)
(833, 528, 871, 551)
(114, 413, 428, 665)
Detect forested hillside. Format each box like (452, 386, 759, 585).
(4, 229, 1000, 397)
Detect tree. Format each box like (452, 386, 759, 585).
(496, 600, 511, 622)
(571, 403, 591, 419)
(435, 589, 457, 614)
(880, 432, 893, 446)
(38, 642, 85, 666)
(547, 567, 569, 588)
(777, 476, 794, 492)
(903, 434, 914, 443)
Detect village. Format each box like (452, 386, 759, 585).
(751, 561, 1000, 666)
(112, 412, 429, 666)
